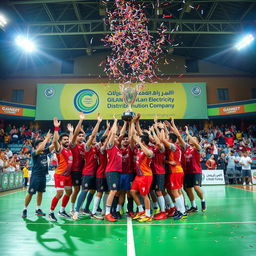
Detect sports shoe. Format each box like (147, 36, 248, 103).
(186, 206, 198, 213)
(70, 210, 75, 216)
(249, 182, 252, 186)
(173, 211, 188, 220)
(72, 211, 79, 221)
(82, 209, 92, 216)
(127, 212, 135, 218)
(115, 212, 122, 220)
(154, 212, 167, 220)
(153, 207, 160, 215)
(22, 209, 27, 218)
(48, 212, 57, 222)
(133, 211, 145, 220)
(58, 210, 71, 219)
(243, 182, 246, 185)
(167, 207, 176, 218)
(35, 209, 46, 216)
(104, 213, 117, 222)
(201, 201, 207, 212)
(91, 213, 104, 220)
(120, 207, 124, 215)
(138, 216, 152, 222)
(97, 207, 102, 213)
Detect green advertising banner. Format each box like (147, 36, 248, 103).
(36, 83, 207, 120)
(0, 171, 23, 192)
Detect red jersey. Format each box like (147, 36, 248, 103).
(184, 145, 202, 173)
(82, 145, 98, 175)
(151, 146, 165, 175)
(167, 144, 183, 174)
(55, 147, 73, 176)
(106, 144, 122, 173)
(70, 143, 84, 172)
(96, 147, 107, 178)
(121, 146, 134, 174)
(134, 146, 153, 176)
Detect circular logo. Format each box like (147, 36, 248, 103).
(1, 173, 8, 190)
(9, 173, 14, 189)
(191, 86, 201, 96)
(74, 89, 99, 114)
(44, 87, 55, 98)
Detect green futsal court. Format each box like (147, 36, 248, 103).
(0, 186, 256, 256)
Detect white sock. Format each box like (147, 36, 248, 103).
(164, 194, 173, 209)
(153, 202, 158, 208)
(179, 196, 186, 214)
(92, 196, 101, 215)
(201, 198, 205, 202)
(116, 204, 122, 212)
(24, 207, 27, 210)
(102, 193, 108, 214)
(138, 205, 144, 212)
(36, 205, 40, 210)
(157, 196, 165, 212)
(71, 203, 75, 211)
(61, 207, 65, 212)
(50, 210, 54, 213)
(145, 209, 151, 217)
(105, 205, 111, 215)
(191, 200, 197, 208)
(175, 196, 184, 214)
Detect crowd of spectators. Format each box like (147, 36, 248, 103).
(0, 122, 255, 185)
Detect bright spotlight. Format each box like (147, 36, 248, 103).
(15, 35, 36, 52)
(0, 14, 8, 27)
(235, 34, 255, 50)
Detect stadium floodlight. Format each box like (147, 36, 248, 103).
(15, 35, 36, 52)
(235, 34, 255, 50)
(0, 14, 8, 28)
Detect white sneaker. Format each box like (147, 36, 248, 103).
(72, 211, 79, 221)
(249, 182, 252, 186)
(243, 182, 246, 185)
(70, 210, 75, 216)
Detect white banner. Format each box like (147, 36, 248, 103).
(251, 169, 256, 185)
(202, 169, 225, 185)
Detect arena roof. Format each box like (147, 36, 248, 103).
(0, 0, 256, 75)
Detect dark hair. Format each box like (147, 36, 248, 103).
(34, 139, 43, 148)
(140, 133, 150, 145)
(78, 131, 84, 135)
(123, 132, 128, 138)
(85, 134, 91, 141)
(100, 135, 107, 143)
(169, 133, 177, 143)
(59, 133, 69, 141)
(195, 136, 201, 143)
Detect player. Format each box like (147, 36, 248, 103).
(49, 118, 73, 222)
(73, 114, 102, 220)
(22, 131, 53, 218)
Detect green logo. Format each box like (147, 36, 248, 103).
(74, 89, 99, 114)
(9, 173, 14, 188)
(19, 172, 23, 185)
(1, 173, 9, 190)
(15, 173, 19, 187)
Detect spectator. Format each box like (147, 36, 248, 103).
(22, 163, 29, 188)
(206, 154, 216, 170)
(217, 153, 227, 173)
(5, 147, 13, 159)
(200, 152, 207, 169)
(237, 141, 246, 152)
(226, 150, 237, 184)
(239, 151, 253, 185)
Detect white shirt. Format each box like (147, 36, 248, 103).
(6, 150, 13, 158)
(239, 156, 252, 170)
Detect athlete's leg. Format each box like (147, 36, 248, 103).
(71, 185, 80, 211)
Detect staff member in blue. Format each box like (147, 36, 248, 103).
(22, 131, 54, 218)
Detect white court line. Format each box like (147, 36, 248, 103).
(127, 217, 136, 256)
(0, 189, 24, 197)
(0, 221, 256, 226)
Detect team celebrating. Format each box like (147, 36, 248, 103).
(22, 113, 206, 223)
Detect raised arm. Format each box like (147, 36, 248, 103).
(36, 131, 52, 154)
(53, 117, 61, 152)
(150, 125, 164, 151)
(67, 123, 74, 143)
(102, 120, 110, 138)
(118, 121, 127, 143)
(71, 112, 85, 145)
(86, 113, 102, 148)
(135, 113, 143, 136)
(170, 118, 186, 149)
(108, 115, 118, 147)
(129, 119, 136, 149)
(185, 126, 201, 151)
(133, 134, 153, 158)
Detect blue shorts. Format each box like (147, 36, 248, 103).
(120, 173, 135, 191)
(28, 176, 46, 195)
(242, 169, 251, 177)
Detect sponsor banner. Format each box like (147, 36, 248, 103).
(251, 169, 256, 185)
(0, 101, 36, 118)
(208, 99, 256, 117)
(0, 171, 23, 191)
(36, 83, 207, 120)
(202, 169, 225, 185)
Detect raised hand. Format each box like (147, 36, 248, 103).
(185, 126, 189, 135)
(67, 123, 74, 133)
(53, 117, 61, 128)
(154, 114, 158, 123)
(97, 113, 103, 122)
(46, 130, 52, 139)
(79, 112, 85, 120)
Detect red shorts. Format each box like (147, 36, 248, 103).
(54, 173, 72, 189)
(131, 175, 153, 196)
(168, 172, 184, 190)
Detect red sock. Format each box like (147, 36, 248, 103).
(51, 196, 59, 211)
(62, 195, 70, 207)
